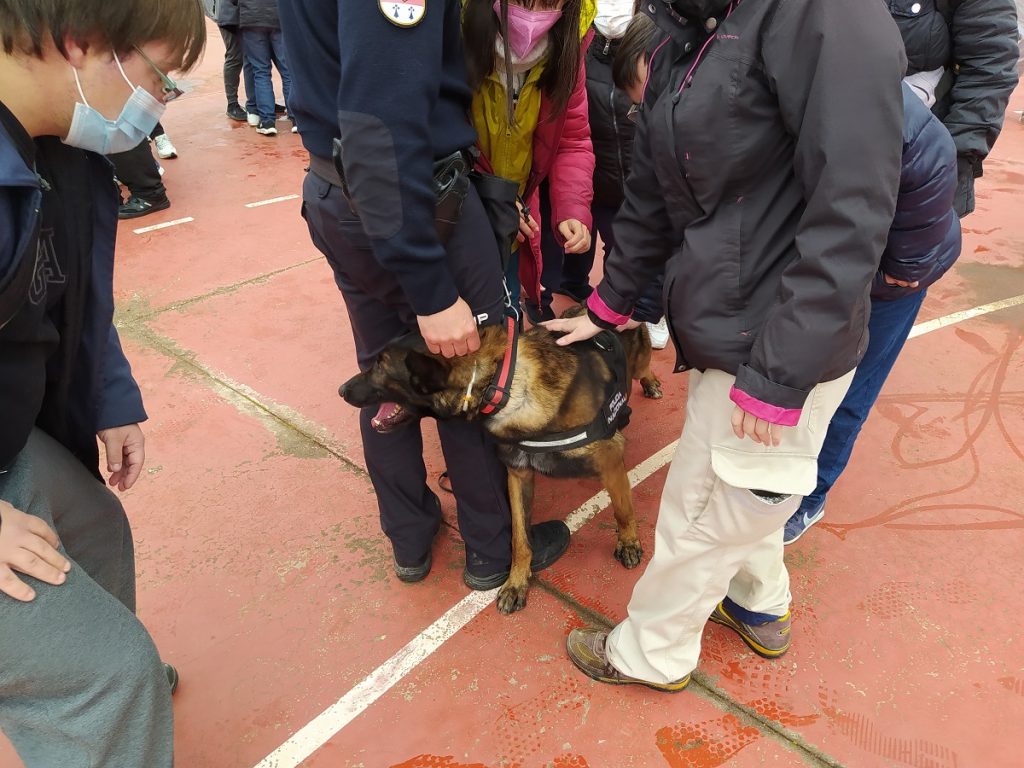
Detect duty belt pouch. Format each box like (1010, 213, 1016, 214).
(433, 150, 471, 245)
(331, 140, 472, 246)
(467, 170, 520, 272)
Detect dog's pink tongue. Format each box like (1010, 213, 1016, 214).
(371, 402, 405, 432)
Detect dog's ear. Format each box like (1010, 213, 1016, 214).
(406, 351, 450, 395)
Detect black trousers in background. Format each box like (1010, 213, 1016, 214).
(220, 25, 254, 109)
(109, 139, 166, 202)
(300, 167, 513, 568)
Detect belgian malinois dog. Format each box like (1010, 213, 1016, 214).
(339, 306, 663, 614)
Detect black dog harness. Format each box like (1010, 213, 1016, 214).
(479, 321, 633, 453)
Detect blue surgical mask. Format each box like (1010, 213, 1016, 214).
(64, 53, 167, 155)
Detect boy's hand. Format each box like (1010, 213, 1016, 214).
(542, 313, 603, 346)
(98, 424, 146, 492)
(559, 219, 591, 254)
(883, 273, 919, 288)
(0, 501, 70, 602)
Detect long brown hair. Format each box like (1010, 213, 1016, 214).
(463, 0, 584, 124)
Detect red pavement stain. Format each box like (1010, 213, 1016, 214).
(817, 689, 960, 768)
(494, 676, 590, 765)
(391, 755, 591, 768)
(390, 758, 488, 768)
(999, 677, 1024, 696)
(822, 329, 1024, 540)
(655, 714, 760, 767)
(551, 756, 591, 767)
(543, 570, 621, 624)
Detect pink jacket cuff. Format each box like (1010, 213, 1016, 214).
(729, 385, 802, 427)
(587, 291, 631, 327)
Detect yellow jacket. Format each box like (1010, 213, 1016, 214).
(470, 0, 597, 194)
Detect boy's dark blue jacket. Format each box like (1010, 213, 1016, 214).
(0, 114, 146, 475)
(279, 0, 477, 317)
(875, 83, 962, 300)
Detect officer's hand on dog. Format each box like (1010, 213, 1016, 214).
(98, 424, 146, 492)
(731, 406, 783, 447)
(559, 220, 591, 254)
(0, 500, 71, 602)
(417, 298, 481, 358)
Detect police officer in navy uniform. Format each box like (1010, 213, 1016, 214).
(278, 0, 570, 587)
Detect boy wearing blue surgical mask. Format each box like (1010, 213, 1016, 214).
(0, 1, 204, 765)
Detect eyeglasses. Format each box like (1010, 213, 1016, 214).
(133, 46, 184, 102)
(626, 102, 644, 124)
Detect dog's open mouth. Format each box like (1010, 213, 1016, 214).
(370, 402, 415, 433)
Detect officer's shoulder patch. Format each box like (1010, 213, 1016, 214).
(379, 0, 426, 27)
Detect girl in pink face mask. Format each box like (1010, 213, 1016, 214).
(461, 0, 597, 318)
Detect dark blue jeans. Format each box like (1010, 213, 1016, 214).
(798, 288, 928, 514)
(241, 27, 291, 122)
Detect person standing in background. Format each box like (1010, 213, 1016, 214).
(207, 0, 257, 121)
(239, 0, 293, 135)
(892, 0, 1019, 217)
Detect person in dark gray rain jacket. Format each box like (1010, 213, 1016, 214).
(893, 0, 1020, 216)
(545, 0, 907, 691)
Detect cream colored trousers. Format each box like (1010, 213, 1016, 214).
(606, 368, 855, 684)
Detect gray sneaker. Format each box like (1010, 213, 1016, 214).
(566, 628, 690, 693)
(710, 602, 791, 658)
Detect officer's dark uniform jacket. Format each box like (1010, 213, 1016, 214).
(889, 0, 1019, 215)
(0, 103, 146, 475)
(586, 31, 635, 209)
(280, 0, 477, 318)
(589, 0, 906, 417)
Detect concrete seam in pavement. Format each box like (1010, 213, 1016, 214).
(130, 257, 323, 322)
(120, 322, 370, 480)
(534, 578, 846, 768)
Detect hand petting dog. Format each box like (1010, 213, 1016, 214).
(543, 315, 784, 446)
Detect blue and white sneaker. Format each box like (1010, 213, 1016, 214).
(783, 500, 825, 545)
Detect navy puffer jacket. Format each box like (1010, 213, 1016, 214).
(873, 83, 962, 300)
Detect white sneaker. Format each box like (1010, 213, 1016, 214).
(153, 134, 177, 159)
(247, 112, 260, 127)
(646, 318, 670, 350)
(157, 164, 164, 177)
(255, 122, 278, 136)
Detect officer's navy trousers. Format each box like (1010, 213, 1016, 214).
(301, 169, 513, 569)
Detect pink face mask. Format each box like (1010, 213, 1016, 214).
(493, 1, 563, 59)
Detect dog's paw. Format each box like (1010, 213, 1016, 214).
(641, 377, 663, 400)
(614, 540, 644, 569)
(496, 581, 529, 614)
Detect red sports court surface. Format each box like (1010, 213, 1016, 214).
(2, 24, 1023, 768)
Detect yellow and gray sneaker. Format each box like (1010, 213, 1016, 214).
(566, 628, 690, 693)
(710, 601, 791, 658)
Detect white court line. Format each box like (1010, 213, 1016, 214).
(132, 216, 194, 235)
(253, 440, 679, 768)
(908, 293, 1024, 339)
(245, 194, 300, 209)
(252, 292, 1024, 768)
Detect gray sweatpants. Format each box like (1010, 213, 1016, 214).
(0, 429, 173, 767)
